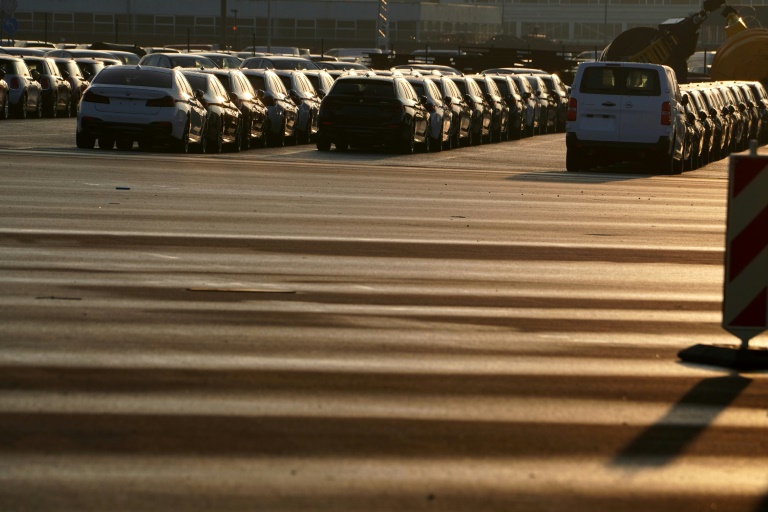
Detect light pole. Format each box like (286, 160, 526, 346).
(231, 8, 238, 51)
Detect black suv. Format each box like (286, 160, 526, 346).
(316, 71, 430, 154)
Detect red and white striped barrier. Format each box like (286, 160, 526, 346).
(722, 148, 768, 348)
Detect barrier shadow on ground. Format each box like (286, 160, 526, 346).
(611, 374, 752, 469)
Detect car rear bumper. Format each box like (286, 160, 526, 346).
(78, 118, 176, 142)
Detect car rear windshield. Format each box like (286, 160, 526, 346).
(331, 79, 394, 98)
(93, 67, 172, 88)
(579, 67, 661, 96)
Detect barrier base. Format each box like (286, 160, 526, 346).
(678, 344, 768, 371)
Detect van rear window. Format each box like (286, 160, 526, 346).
(579, 67, 661, 96)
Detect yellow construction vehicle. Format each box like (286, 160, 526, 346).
(600, 0, 733, 82)
(710, 7, 768, 83)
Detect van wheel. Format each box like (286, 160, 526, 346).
(566, 148, 583, 172)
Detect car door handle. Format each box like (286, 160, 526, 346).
(602, 101, 616, 107)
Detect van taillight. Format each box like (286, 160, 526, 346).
(661, 101, 671, 125)
(567, 97, 577, 121)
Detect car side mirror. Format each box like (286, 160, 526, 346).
(738, 102, 747, 112)
(195, 89, 204, 102)
(686, 112, 696, 123)
(81, 69, 91, 80)
(0, 69, 5, 80)
(30, 69, 41, 81)
(728, 105, 736, 114)
(229, 91, 238, 102)
(420, 95, 428, 105)
(698, 110, 708, 121)
(256, 89, 265, 99)
(709, 107, 718, 117)
(61, 69, 70, 79)
(681, 94, 690, 106)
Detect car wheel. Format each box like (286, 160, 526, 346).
(335, 139, 349, 151)
(208, 122, 223, 154)
(239, 119, 250, 151)
(44, 95, 56, 118)
(432, 135, 443, 152)
(15, 94, 27, 119)
(268, 120, 284, 147)
(76, 131, 95, 149)
(400, 123, 415, 154)
(299, 114, 312, 144)
(0, 95, 8, 120)
(229, 121, 242, 152)
(98, 137, 115, 150)
(174, 121, 190, 154)
(70, 97, 78, 117)
(61, 98, 71, 118)
(116, 138, 133, 151)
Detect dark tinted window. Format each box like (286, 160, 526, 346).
(246, 75, 265, 91)
(215, 74, 231, 91)
(579, 66, 660, 96)
(331, 79, 394, 98)
(92, 67, 172, 88)
(184, 74, 208, 91)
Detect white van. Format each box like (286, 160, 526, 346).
(565, 61, 686, 173)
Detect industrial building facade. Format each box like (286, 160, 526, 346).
(3, 1, 760, 52)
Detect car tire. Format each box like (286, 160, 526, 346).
(400, 124, 415, 154)
(0, 95, 8, 120)
(45, 94, 56, 118)
(335, 139, 349, 151)
(268, 120, 284, 147)
(116, 138, 133, 151)
(174, 121, 190, 154)
(76, 131, 95, 149)
(432, 135, 442, 152)
(208, 122, 223, 154)
(239, 118, 250, 151)
(15, 94, 27, 119)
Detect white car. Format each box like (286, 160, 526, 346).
(76, 65, 207, 152)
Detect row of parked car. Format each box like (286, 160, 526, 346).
(679, 80, 768, 170)
(55, 45, 570, 154)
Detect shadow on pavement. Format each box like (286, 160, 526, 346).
(612, 374, 752, 468)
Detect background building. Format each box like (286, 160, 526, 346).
(2, 1, 764, 52)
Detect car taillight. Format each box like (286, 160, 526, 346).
(40, 76, 51, 89)
(661, 101, 671, 126)
(146, 95, 176, 107)
(9, 77, 19, 89)
(567, 97, 577, 122)
(82, 90, 110, 104)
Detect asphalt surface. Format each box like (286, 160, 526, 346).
(1, 117, 767, 512)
